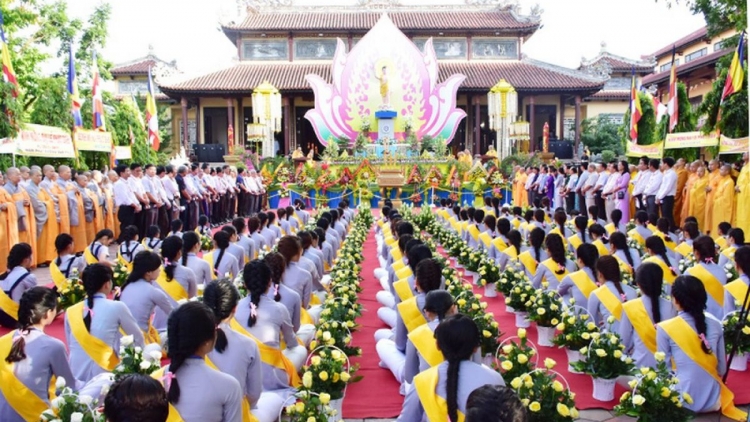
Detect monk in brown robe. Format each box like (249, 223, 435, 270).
(672, 158, 689, 228)
(0, 172, 19, 273)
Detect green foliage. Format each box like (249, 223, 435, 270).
(656, 82, 697, 140)
(601, 150, 616, 163)
(581, 117, 624, 156)
(28, 77, 72, 129)
(499, 153, 541, 176)
(697, 55, 748, 139)
(422, 135, 447, 156)
(621, 92, 658, 146)
(661, 0, 746, 36)
(0, 82, 24, 139)
(354, 132, 368, 154)
(110, 99, 156, 167)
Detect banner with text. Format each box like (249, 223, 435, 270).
(114, 146, 132, 160)
(74, 129, 112, 152)
(626, 142, 663, 159)
(664, 131, 720, 149)
(719, 135, 749, 155)
(15, 124, 76, 158)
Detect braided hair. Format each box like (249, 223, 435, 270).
(161, 236, 183, 282)
(657, 218, 673, 243)
(202, 280, 239, 353)
(212, 230, 231, 274)
(423, 290, 454, 322)
(81, 264, 114, 332)
(242, 260, 272, 327)
(415, 258, 442, 293)
(609, 232, 634, 269)
(435, 314, 480, 422)
(166, 302, 217, 404)
(263, 252, 286, 302)
(672, 275, 712, 354)
(554, 211, 567, 238)
(529, 228, 545, 263)
(596, 256, 625, 297)
(0, 243, 32, 281)
(576, 244, 599, 277)
(693, 235, 717, 264)
(574, 216, 589, 243)
(181, 232, 200, 267)
(122, 251, 162, 292)
(589, 224, 608, 244)
(54, 234, 74, 266)
(635, 263, 663, 325)
(545, 233, 567, 275)
(610, 209, 623, 231)
(507, 230, 522, 256)
(5, 287, 57, 363)
(645, 236, 676, 276)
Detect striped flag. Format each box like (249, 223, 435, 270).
(68, 46, 83, 128)
(92, 51, 106, 130)
(145, 67, 160, 151)
(629, 68, 642, 142)
(721, 32, 746, 102)
(667, 46, 678, 132)
(0, 10, 18, 97)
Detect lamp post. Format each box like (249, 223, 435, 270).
(246, 123, 265, 154)
(251, 81, 282, 158)
(487, 79, 517, 161)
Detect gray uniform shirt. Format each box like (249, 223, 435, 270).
(208, 323, 262, 408)
(119, 279, 174, 332)
(171, 358, 243, 422)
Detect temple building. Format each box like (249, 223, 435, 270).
(111, 47, 179, 102)
(158, 0, 606, 159)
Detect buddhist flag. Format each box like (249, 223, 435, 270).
(667, 46, 678, 132)
(629, 68, 642, 142)
(68, 46, 83, 128)
(92, 51, 106, 130)
(721, 32, 746, 102)
(0, 10, 18, 97)
(145, 67, 160, 151)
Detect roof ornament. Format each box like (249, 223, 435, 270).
(356, 0, 401, 8)
(245, 0, 293, 11)
(581, 60, 613, 79)
(600, 41, 607, 53)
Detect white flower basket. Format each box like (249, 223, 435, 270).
(328, 397, 344, 422)
(536, 325, 556, 347)
(505, 303, 515, 313)
(515, 312, 530, 328)
(464, 270, 478, 284)
(481, 353, 495, 367)
(484, 282, 497, 297)
(591, 377, 617, 401)
(566, 348, 583, 374)
(730, 352, 748, 372)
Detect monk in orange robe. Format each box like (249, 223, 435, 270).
(41, 166, 71, 238)
(68, 178, 88, 254)
(672, 158, 689, 228)
(704, 160, 721, 235)
(26, 168, 58, 266)
(3, 168, 36, 265)
(688, 165, 708, 231)
(711, 164, 736, 236)
(0, 172, 20, 273)
(106, 170, 119, 240)
(680, 161, 698, 225)
(514, 167, 528, 207)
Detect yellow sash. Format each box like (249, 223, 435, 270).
(116, 251, 134, 273)
(155, 271, 189, 303)
(549, 228, 568, 246)
(721, 247, 737, 260)
(479, 232, 493, 249)
(593, 286, 624, 321)
(84, 246, 99, 265)
(392, 260, 406, 273)
(613, 255, 634, 275)
(205, 356, 258, 422)
(621, 298, 657, 354)
(397, 297, 427, 333)
(502, 246, 518, 261)
(569, 270, 597, 299)
(687, 265, 724, 307)
(592, 239, 610, 256)
(715, 236, 728, 251)
(511, 219, 521, 229)
(0, 333, 50, 421)
(49, 260, 68, 290)
(67, 302, 120, 371)
(659, 317, 747, 421)
(145, 323, 161, 345)
(300, 307, 314, 325)
(628, 229, 646, 246)
(675, 242, 692, 258)
(725, 280, 749, 308)
(492, 236, 508, 252)
(229, 318, 301, 387)
(408, 324, 443, 368)
(203, 252, 218, 280)
(393, 279, 414, 302)
(568, 234, 583, 251)
(390, 247, 403, 262)
(647, 223, 657, 233)
(540, 259, 569, 283)
(468, 225, 480, 242)
(395, 266, 413, 281)
(0, 289, 18, 320)
(655, 231, 676, 252)
(414, 366, 465, 422)
(605, 223, 616, 235)
(518, 251, 538, 276)
(643, 256, 677, 285)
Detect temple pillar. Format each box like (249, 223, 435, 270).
(195, 98, 201, 146)
(237, 96, 244, 149)
(283, 96, 292, 154)
(529, 96, 536, 152)
(227, 98, 234, 151)
(473, 96, 480, 156)
(559, 95, 565, 140)
(181, 97, 189, 153)
(574, 95, 582, 157)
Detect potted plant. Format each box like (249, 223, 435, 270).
(506, 282, 536, 328)
(723, 311, 750, 371)
(461, 250, 483, 284)
(300, 346, 359, 421)
(496, 262, 528, 311)
(40, 377, 104, 422)
(552, 304, 600, 372)
(58, 269, 87, 311)
(477, 257, 500, 297)
(571, 326, 635, 401)
(455, 293, 500, 362)
(614, 352, 694, 422)
(283, 390, 339, 422)
(509, 359, 579, 422)
(112, 335, 162, 380)
(496, 328, 538, 383)
(528, 288, 564, 347)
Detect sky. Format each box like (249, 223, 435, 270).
(65, 0, 706, 78)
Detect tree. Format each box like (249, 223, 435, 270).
(656, 82, 699, 161)
(660, 0, 746, 36)
(621, 91, 658, 145)
(697, 55, 748, 139)
(581, 116, 625, 156)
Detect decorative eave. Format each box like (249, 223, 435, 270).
(584, 90, 629, 101)
(111, 49, 179, 77)
(641, 47, 731, 86)
(579, 43, 655, 74)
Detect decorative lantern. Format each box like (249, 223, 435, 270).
(487, 79, 518, 160)
(251, 81, 282, 157)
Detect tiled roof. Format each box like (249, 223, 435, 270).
(111, 59, 159, 76)
(223, 9, 540, 33)
(642, 48, 730, 86)
(650, 26, 708, 59)
(585, 90, 629, 100)
(580, 53, 654, 73)
(158, 59, 605, 96)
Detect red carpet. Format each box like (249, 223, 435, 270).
(342, 227, 403, 419)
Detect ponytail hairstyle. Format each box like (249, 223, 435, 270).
(576, 244, 599, 277)
(574, 216, 589, 243)
(146, 226, 161, 241)
(435, 314, 480, 422)
(610, 209, 623, 231)
(474, 209, 485, 225)
(263, 252, 286, 302)
(657, 218, 673, 242)
(497, 218, 511, 237)
(166, 302, 217, 404)
(682, 222, 699, 241)
(483, 215, 496, 233)
(161, 236, 183, 282)
(645, 236, 676, 276)
(169, 219, 183, 236)
(533, 209, 546, 225)
(523, 209, 534, 224)
(609, 232, 634, 268)
(202, 280, 239, 353)
(121, 225, 139, 258)
(212, 230, 231, 273)
(554, 211, 567, 237)
(589, 224, 608, 244)
(181, 232, 200, 267)
(415, 258, 442, 293)
(81, 264, 114, 331)
(545, 233, 567, 274)
(0, 243, 33, 281)
(242, 260, 272, 327)
(596, 256, 625, 297)
(103, 374, 169, 422)
(5, 287, 57, 363)
(491, 197, 500, 218)
(529, 228, 545, 263)
(672, 275, 712, 354)
(423, 290, 455, 322)
(693, 235, 717, 264)
(408, 245, 433, 274)
(735, 246, 750, 277)
(94, 229, 114, 243)
(635, 210, 649, 227)
(507, 229, 522, 256)
(123, 251, 162, 291)
(277, 236, 302, 266)
(54, 233, 74, 266)
(635, 262, 664, 324)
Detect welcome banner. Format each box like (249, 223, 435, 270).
(15, 124, 76, 158)
(626, 142, 663, 159)
(664, 131, 720, 149)
(718, 135, 749, 155)
(74, 129, 112, 152)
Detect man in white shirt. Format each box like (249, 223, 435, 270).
(583, 163, 599, 212)
(656, 157, 678, 232)
(575, 163, 590, 215)
(222, 165, 237, 222)
(643, 158, 663, 217)
(153, 165, 172, 238)
(631, 156, 650, 211)
(113, 164, 141, 239)
(128, 163, 152, 238)
(161, 165, 181, 222)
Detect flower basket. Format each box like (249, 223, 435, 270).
(301, 345, 358, 401)
(281, 391, 339, 422)
(505, 282, 535, 315)
(571, 330, 634, 401)
(552, 305, 599, 353)
(723, 311, 750, 371)
(509, 366, 579, 421)
(515, 312, 531, 328)
(464, 270, 479, 284)
(730, 352, 748, 372)
(496, 261, 528, 297)
(591, 377, 617, 402)
(565, 349, 582, 373)
(495, 329, 539, 384)
(536, 325, 556, 347)
(484, 283, 497, 298)
(528, 289, 564, 337)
